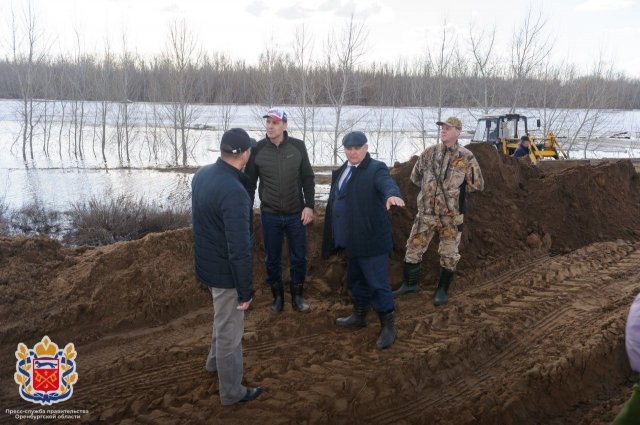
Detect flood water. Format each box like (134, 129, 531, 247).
(1, 167, 193, 212)
(1, 100, 639, 213)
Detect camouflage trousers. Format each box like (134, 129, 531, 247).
(404, 213, 463, 271)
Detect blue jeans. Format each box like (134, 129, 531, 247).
(260, 212, 307, 285)
(347, 253, 395, 313)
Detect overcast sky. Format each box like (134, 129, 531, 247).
(1, 0, 639, 77)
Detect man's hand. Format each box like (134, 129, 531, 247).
(237, 298, 253, 311)
(386, 196, 405, 210)
(301, 207, 314, 225)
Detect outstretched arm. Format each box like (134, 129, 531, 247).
(386, 196, 405, 210)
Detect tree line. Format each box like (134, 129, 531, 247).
(1, 46, 638, 110)
(2, 5, 638, 165)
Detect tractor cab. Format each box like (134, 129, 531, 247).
(471, 113, 566, 163)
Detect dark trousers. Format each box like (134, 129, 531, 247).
(347, 253, 395, 313)
(260, 212, 307, 285)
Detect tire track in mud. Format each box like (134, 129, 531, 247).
(376, 284, 635, 422)
(364, 243, 640, 424)
(1, 242, 637, 424)
(456, 253, 551, 291)
(40, 298, 332, 404)
(61, 306, 404, 423)
(13, 308, 357, 422)
(136, 242, 639, 423)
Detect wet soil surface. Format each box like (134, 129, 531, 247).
(1, 144, 640, 424)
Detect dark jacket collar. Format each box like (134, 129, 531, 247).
(334, 152, 372, 177)
(356, 152, 372, 169)
(265, 130, 290, 147)
(215, 157, 248, 185)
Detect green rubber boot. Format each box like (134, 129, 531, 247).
(433, 267, 455, 306)
(613, 383, 640, 425)
(392, 262, 421, 297)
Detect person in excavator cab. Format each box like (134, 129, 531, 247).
(513, 135, 531, 158)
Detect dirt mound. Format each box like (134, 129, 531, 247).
(384, 144, 640, 285)
(468, 143, 640, 254)
(0, 230, 207, 350)
(3, 146, 637, 346)
(1, 149, 640, 424)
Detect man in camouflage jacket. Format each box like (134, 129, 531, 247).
(393, 116, 484, 306)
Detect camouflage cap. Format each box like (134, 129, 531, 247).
(436, 116, 462, 130)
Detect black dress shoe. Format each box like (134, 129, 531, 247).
(240, 387, 264, 402)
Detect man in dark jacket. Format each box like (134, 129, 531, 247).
(322, 131, 405, 349)
(513, 135, 531, 158)
(192, 128, 263, 405)
(245, 108, 315, 314)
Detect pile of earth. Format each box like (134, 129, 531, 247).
(1, 143, 639, 350)
(1, 143, 639, 424)
(387, 143, 640, 285)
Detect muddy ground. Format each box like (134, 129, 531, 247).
(1, 143, 640, 424)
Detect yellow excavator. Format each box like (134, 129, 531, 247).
(471, 114, 567, 164)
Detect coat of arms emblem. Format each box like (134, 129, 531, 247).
(14, 336, 78, 405)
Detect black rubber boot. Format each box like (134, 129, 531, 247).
(336, 305, 368, 328)
(376, 310, 396, 349)
(392, 262, 421, 297)
(433, 268, 455, 306)
(270, 282, 284, 313)
(290, 282, 310, 312)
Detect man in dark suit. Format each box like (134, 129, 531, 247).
(322, 131, 405, 349)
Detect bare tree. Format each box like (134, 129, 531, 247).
(68, 29, 88, 161)
(466, 22, 499, 114)
(367, 63, 402, 164)
(253, 37, 289, 107)
(10, 1, 47, 162)
(408, 57, 435, 153)
(387, 83, 401, 164)
(290, 24, 317, 144)
(510, 7, 553, 112)
(429, 20, 457, 124)
(324, 15, 368, 165)
(216, 54, 238, 131)
(218, 103, 236, 132)
(39, 72, 57, 158)
(94, 40, 114, 165)
(56, 86, 67, 161)
(115, 30, 138, 164)
(563, 57, 614, 158)
(531, 61, 576, 146)
(143, 60, 164, 164)
(368, 106, 385, 160)
(163, 19, 201, 166)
